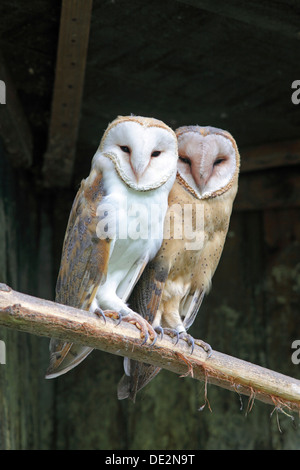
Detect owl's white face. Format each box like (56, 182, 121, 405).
(94, 117, 178, 191)
(176, 126, 238, 199)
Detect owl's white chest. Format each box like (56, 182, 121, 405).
(96, 167, 169, 301)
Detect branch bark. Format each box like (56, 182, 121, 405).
(0, 282, 300, 413)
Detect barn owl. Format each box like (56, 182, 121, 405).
(45, 115, 178, 379)
(118, 125, 240, 401)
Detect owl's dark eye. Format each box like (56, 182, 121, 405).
(213, 157, 226, 167)
(120, 145, 131, 154)
(179, 156, 191, 166)
(151, 150, 161, 157)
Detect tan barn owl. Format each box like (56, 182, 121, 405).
(118, 125, 240, 401)
(45, 115, 179, 379)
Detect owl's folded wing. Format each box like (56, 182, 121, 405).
(46, 173, 111, 378)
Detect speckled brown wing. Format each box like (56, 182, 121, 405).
(117, 355, 162, 402)
(128, 257, 169, 324)
(117, 261, 206, 401)
(117, 256, 169, 401)
(46, 170, 111, 378)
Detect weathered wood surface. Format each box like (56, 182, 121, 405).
(43, 0, 93, 187)
(0, 53, 33, 168)
(0, 146, 53, 450)
(240, 139, 300, 174)
(235, 166, 300, 211)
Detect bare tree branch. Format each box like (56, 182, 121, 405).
(0, 282, 300, 413)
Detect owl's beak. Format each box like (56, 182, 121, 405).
(191, 161, 208, 194)
(193, 171, 209, 195)
(130, 158, 149, 182)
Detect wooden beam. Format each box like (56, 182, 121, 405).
(176, 0, 300, 39)
(43, 0, 93, 188)
(233, 139, 300, 211)
(240, 139, 300, 174)
(235, 167, 300, 211)
(1, 283, 300, 412)
(0, 52, 33, 168)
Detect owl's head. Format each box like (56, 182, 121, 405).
(175, 126, 240, 199)
(94, 115, 178, 191)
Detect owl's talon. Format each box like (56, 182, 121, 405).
(140, 332, 149, 346)
(179, 332, 195, 354)
(115, 312, 123, 326)
(133, 321, 142, 331)
(104, 310, 119, 321)
(164, 328, 180, 344)
(154, 326, 164, 340)
(150, 334, 158, 347)
(94, 307, 106, 323)
(114, 310, 157, 345)
(195, 339, 212, 358)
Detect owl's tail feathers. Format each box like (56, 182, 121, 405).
(45, 340, 93, 379)
(117, 374, 134, 401)
(117, 358, 161, 402)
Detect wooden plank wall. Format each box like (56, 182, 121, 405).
(0, 144, 53, 449)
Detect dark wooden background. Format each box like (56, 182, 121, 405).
(0, 0, 300, 450)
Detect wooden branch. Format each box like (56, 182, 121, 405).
(0, 283, 300, 413)
(43, 0, 93, 187)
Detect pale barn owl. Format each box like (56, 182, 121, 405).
(45, 115, 178, 379)
(118, 125, 240, 400)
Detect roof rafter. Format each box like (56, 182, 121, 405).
(43, 0, 93, 187)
